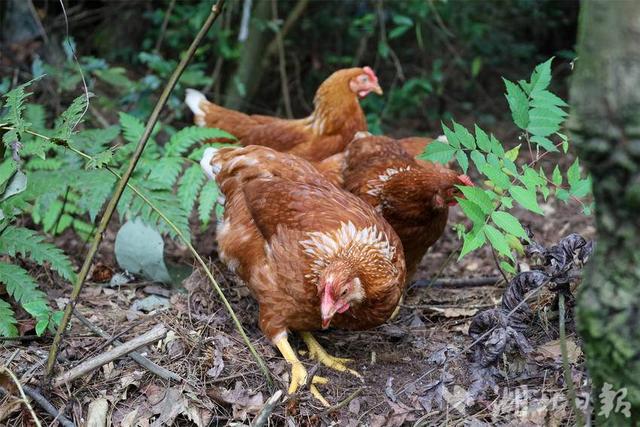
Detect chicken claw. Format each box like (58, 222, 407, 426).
(275, 334, 332, 405)
(300, 332, 362, 378)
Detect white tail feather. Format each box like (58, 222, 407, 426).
(200, 147, 221, 180)
(185, 88, 207, 119)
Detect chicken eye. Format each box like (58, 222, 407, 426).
(340, 288, 349, 297)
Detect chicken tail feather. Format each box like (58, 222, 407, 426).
(185, 88, 207, 125)
(200, 147, 221, 180)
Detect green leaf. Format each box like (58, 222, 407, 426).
(459, 186, 494, 214)
(0, 226, 76, 281)
(531, 89, 568, 107)
(489, 134, 505, 156)
(570, 177, 591, 198)
(509, 185, 543, 214)
(0, 159, 18, 187)
(567, 158, 581, 187)
(35, 319, 48, 336)
(420, 141, 456, 164)
(503, 78, 529, 129)
(441, 122, 460, 149)
(0, 262, 50, 312)
(178, 164, 206, 213)
(474, 125, 491, 152)
(453, 122, 476, 149)
(118, 112, 146, 145)
(0, 299, 18, 337)
(470, 150, 486, 171)
(491, 211, 529, 240)
(552, 165, 563, 186)
(147, 157, 183, 187)
(530, 135, 558, 152)
(53, 94, 88, 142)
(458, 199, 486, 226)
(484, 224, 513, 260)
(455, 150, 469, 173)
(505, 145, 520, 162)
(520, 166, 545, 190)
(501, 196, 513, 209)
(556, 188, 570, 202)
(198, 179, 220, 225)
(86, 149, 115, 169)
(165, 127, 235, 157)
(459, 226, 486, 259)
(500, 260, 516, 274)
(527, 108, 564, 137)
(480, 163, 511, 189)
(529, 58, 553, 95)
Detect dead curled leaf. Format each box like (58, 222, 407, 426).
(425, 306, 479, 318)
(535, 339, 582, 364)
(219, 381, 264, 420)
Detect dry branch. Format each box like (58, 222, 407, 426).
(253, 389, 283, 427)
(53, 324, 167, 388)
(73, 309, 181, 382)
(22, 385, 75, 427)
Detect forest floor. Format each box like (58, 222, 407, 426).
(0, 187, 595, 426)
(0, 110, 595, 426)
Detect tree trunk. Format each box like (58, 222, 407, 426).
(223, 0, 271, 110)
(570, 0, 640, 424)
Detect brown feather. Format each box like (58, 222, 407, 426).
(209, 145, 406, 340)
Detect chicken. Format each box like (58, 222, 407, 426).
(317, 134, 473, 279)
(200, 145, 405, 404)
(186, 67, 383, 161)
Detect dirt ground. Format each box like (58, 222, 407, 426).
(0, 179, 595, 426)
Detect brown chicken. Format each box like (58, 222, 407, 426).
(186, 67, 383, 161)
(317, 134, 473, 279)
(200, 145, 405, 404)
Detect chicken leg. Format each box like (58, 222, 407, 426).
(274, 335, 331, 406)
(300, 332, 362, 378)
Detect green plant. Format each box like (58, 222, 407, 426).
(421, 58, 592, 273)
(0, 81, 77, 337)
(0, 77, 233, 337)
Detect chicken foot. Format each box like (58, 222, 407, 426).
(274, 335, 331, 406)
(300, 332, 362, 378)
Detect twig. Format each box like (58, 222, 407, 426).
(490, 245, 510, 283)
(253, 389, 283, 427)
(0, 367, 42, 427)
(559, 294, 584, 427)
(411, 275, 502, 289)
(53, 324, 168, 388)
(22, 385, 75, 427)
(271, 0, 293, 118)
(320, 387, 363, 415)
(45, 0, 227, 381)
(154, 0, 177, 53)
(73, 309, 182, 382)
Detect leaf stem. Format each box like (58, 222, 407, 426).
(44, 0, 227, 382)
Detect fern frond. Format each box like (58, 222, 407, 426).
(118, 112, 146, 145)
(26, 157, 63, 171)
(53, 94, 89, 142)
(165, 127, 235, 157)
(0, 226, 76, 282)
(148, 157, 184, 187)
(73, 169, 115, 222)
(2, 80, 35, 144)
(177, 164, 205, 212)
(124, 178, 192, 242)
(71, 126, 120, 154)
(0, 262, 50, 316)
(25, 104, 47, 132)
(0, 299, 18, 337)
(198, 179, 220, 225)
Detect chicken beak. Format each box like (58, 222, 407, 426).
(372, 83, 383, 96)
(320, 289, 335, 329)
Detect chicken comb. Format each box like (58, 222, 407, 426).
(457, 174, 474, 186)
(362, 66, 379, 83)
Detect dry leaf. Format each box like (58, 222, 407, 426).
(536, 339, 582, 364)
(426, 306, 479, 318)
(86, 398, 109, 427)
